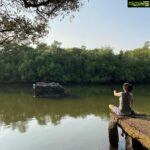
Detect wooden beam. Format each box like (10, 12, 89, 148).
(109, 112, 150, 149)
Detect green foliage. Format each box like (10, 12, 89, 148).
(0, 41, 150, 83)
(0, 0, 84, 44)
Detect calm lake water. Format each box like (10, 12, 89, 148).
(0, 84, 149, 150)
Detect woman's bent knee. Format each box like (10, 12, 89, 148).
(109, 104, 114, 109)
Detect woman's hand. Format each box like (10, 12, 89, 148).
(113, 90, 117, 95)
(113, 90, 121, 97)
(114, 90, 117, 93)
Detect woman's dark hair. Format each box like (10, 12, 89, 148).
(123, 83, 133, 92)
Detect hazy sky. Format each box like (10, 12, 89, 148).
(44, 0, 150, 53)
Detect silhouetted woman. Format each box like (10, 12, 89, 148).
(109, 83, 133, 116)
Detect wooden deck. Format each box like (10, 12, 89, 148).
(109, 113, 150, 149)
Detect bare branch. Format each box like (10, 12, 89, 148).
(23, 0, 53, 8)
(0, 0, 84, 44)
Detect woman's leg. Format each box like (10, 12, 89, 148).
(109, 104, 115, 112)
(109, 104, 119, 114)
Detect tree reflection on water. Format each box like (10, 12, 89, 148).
(0, 84, 149, 133)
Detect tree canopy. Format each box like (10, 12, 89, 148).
(0, 0, 84, 44)
(0, 41, 150, 83)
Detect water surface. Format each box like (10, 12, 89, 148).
(0, 84, 149, 150)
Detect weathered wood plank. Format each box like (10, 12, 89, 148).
(110, 112, 150, 149)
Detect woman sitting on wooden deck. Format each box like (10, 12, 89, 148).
(109, 83, 133, 116)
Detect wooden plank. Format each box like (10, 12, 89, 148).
(118, 118, 150, 149)
(110, 112, 150, 149)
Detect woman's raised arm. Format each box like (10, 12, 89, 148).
(113, 90, 121, 97)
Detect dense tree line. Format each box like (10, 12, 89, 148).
(0, 41, 150, 83)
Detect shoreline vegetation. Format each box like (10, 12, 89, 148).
(0, 41, 150, 84)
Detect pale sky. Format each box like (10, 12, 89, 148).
(43, 0, 150, 53)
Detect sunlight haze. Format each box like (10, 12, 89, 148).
(44, 0, 150, 53)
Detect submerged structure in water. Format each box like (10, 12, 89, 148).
(33, 82, 65, 98)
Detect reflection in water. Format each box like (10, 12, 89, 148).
(108, 115, 118, 149)
(0, 115, 110, 150)
(0, 84, 149, 150)
(125, 135, 147, 150)
(109, 146, 118, 150)
(0, 85, 113, 132)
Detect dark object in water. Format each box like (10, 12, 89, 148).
(33, 82, 65, 98)
(108, 117, 119, 149)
